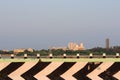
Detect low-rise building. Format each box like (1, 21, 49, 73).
(27, 48, 34, 52)
(13, 48, 26, 54)
(13, 48, 34, 54)
(51, 42, 85, 51)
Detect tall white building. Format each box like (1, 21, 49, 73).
(68, 42, 85, 50)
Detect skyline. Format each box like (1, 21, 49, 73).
(0, 0, 120, 50)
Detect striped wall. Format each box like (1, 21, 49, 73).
(0, 62, 120, 80)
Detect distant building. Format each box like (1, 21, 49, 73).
(68, 43, 77, 50)
(2, 50, 9, 52)
(13, 48, 34, 54)
(51, 42, 85, 51)
(78, 43, 85, 50)
(13, 48, 26, 54)
(52, 47, 67, 51)
(68, 42, 85, 51)
(106, 38, 110, 50)
(27, 48, 34, 52)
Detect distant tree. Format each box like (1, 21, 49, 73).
(0, 50, 3, 54)
(51, 49, 65, 55)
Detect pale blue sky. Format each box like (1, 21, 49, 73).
(0, 0, 120, 50)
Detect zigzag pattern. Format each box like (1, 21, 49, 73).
(0, 62, 120, 80)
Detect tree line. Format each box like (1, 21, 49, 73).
(0, 46, 120, 56)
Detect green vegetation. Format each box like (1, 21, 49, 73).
(0, 59, 39, 62)
(41, 58, 120, 62)
(0, 58, 120, 62)
(89, 46, 120, 55)
(15, 49, 91, 56)
(16, 49, 49, 56)
(0, 46, 120, 56)
(0, 50, 13, 54)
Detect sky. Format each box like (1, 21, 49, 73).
(0, 0, 120, 50)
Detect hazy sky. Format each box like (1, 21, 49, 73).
(0, 0, 120, 50)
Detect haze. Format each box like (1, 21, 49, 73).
(0, 0, 120, 50)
